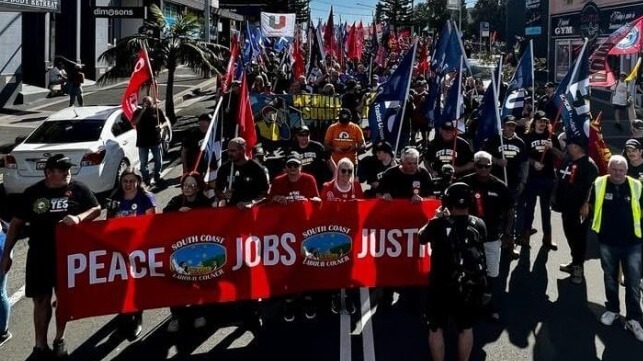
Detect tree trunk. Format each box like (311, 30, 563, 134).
(165, 63, 176, 124)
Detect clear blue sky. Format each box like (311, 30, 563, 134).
(309, 0, 478, 26)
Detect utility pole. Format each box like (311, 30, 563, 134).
(204, 0, 211, 42)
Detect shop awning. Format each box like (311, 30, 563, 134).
(0, 0, 60, 12)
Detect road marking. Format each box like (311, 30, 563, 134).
(9, 285, 25, 306)
(340, 289, 352, 361)
(359, 287, 376, 361)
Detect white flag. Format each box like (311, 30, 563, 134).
(261, 12, 296, 38)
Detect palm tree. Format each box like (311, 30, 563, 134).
(97, 5, 228, 123)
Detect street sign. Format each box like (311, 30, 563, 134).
(93, 6, 146, 19)
(0, 0, 60, 12)
(447, 0, 459, 11)
(480, 22, 490, 37)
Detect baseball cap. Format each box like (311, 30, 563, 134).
(625, 139, 642, 150)
(440, 121, 455, 130)
(567, 137, 587, 149)
(503, 115, 517, 125)
(632, 119, 643, 130)
(285, 152, 302, 165)
(296, 125, 311, 135)
(45, 154, 75, 170)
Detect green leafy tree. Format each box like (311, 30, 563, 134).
(379, 0, 413, 29)
(466, 0, 504, 41)
(413, 0, 451, 34)
(375, 2, 385, 23)
(97, 5, 227, 123)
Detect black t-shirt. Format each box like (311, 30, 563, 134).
(459, 173, 513, 240)
(134, 107, 165, 148)
(17, 180, 99, 249)
(182, 127, 207, 173)
(627, 161, 643, 181)
(554, 155, 598, 211)
(289, 141, 330, 187)
(163, 193, 214, 212)
(215, 159, 270, 206)
(589, 180, 643, 246)
(523, 131, 562, 180)
(377, 166, 433, 199)
(418, 215, 487, 286)
(425, 136, 474, 176)
(359, 155, 397, 186)
(482, 134, 528, 187)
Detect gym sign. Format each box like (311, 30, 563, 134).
(93, 6, 146, 19)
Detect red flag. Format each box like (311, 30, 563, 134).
(121, 49, 153, 122)
(223, 35, 239, 93)
(323, 7, 335, 59)
(589, 112, 612, 175)
(292, 37, 305, 79)
(346, 23, 359, 60)
(238, 71, 257, 157)
(356, 21, 364, 58)
(417, 39, 429, 75)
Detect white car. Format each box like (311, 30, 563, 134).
(2, 106, 172, 195)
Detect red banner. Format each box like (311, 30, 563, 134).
(55, 200, 437, 322)
(121, 49, 153, 121)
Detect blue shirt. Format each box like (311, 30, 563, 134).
(114, 191, 156, 218)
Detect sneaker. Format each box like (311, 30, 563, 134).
(571, 265, 584, 284)
(193, 316, 207, 329)
(331, 294, 342, 314)
(0, 331, 12, 348)
(345, 297, 356, 315)
(52, 338, 68, 359)
(126, 315, 143, 341)
(303, 298, 317, 320)
(600, 311, 619, 326)
(625, 319, 643, 342)
(26, 346, 53, 361)
(282, 300, 295, 322)
(560, 262, 574, 274)
(542, 235, 558, 251)
(167, 318, 180, 333)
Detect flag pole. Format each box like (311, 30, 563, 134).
(492, 65, 508, 185)
(530, 39, 535, 118)
(394, 39, 419, 156)
(193, 96, 224, 173)
(451, 56, 464, 166)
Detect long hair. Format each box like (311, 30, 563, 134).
(109, 166, 146, 201)
(334, 157, 355, 184)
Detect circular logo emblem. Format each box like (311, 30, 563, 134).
(616, 26, 639, 50)
(302, 230, 352, 267)
(33, 198, 50, 214)
(170, 241, 227, 281)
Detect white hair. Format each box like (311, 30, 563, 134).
(608, 155, 628, 170)
(401, 147, 420, 163)
(474, 151, 492, 163)
(335, 157, 355, 182)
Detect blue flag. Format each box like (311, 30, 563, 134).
(243, 24, 263, 63)
(501, 41, 534, 117)
(474, 74, 500, 151)
(368, 40, 417, 149)
(553, 40, 591, 141)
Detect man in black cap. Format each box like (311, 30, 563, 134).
(0, 154, 101, 360)
(424, 120, 474, 178)
(625, 138, 643, 181)
(290, 125, 332, 189)
(418, 182, 488, 361)
(538, 82, 558, 120)
(553, 137, 598, 284)
(359, 141, 398, 198)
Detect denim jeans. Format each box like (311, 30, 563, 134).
(0, 230, 9, 333)
(599, 242, 642, 320)
(138, 145, 162, 184)
(523, 177, 554, 237)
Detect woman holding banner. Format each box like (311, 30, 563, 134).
(321, 158, 363, 314)
(163, 172, 216, 333)
(106, 167, 158, 340)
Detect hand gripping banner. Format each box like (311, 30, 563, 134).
(56, 200, 438, 321)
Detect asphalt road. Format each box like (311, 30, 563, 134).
(1, 80, 643, 360)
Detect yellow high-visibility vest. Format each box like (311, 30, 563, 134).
(591, 175, 642, 237)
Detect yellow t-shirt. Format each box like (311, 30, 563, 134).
(324, 122, 365, 164)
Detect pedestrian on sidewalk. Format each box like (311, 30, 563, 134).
(553, 137, 598, 284)
(68, 64, 84, 107)
(588, 155, 643, 342)
(0, 154, 101, 360)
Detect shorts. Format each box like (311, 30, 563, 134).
(25, 248, 56, 298)
(613, 104, 627, 111)
(484, 240, 502, 278)
(425, 286, 481, 332)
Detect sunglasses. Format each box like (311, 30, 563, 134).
(183, 183, 198, 189)
(286, 162, 300, 168)
(475, 163, 492, 169)
(340, 168, 353, 174)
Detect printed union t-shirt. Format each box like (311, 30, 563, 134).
(113, 191, 156, 217)
(321, 180, 364, 201)
(269, 173, 320, 201)
(324, 122, 365, 164)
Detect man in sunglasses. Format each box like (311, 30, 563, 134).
(460, 151, 513, 320)
(377, 147, 433, 203)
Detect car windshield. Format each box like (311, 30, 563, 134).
(25, 119, 105, 144)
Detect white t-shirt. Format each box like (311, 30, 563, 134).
(611, 80, 628, 106)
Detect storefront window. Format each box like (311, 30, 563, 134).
(555, 40, 570, 82)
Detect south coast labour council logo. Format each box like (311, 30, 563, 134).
(302, 225, 352, 267)
(170, 235, 226, 281)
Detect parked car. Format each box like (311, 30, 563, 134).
(2, 106, 172, 195)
